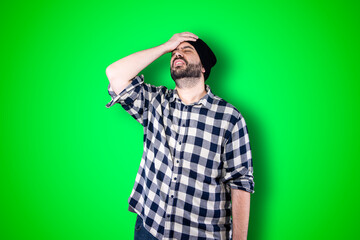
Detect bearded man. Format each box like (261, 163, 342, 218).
(105, 32, 254, 240)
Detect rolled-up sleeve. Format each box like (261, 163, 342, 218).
(106, 75, 144, 108)
(222, 114, 254, 193)
(105, 75, 164, 126)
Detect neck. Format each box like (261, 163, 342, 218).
(175, 77, 207, 105)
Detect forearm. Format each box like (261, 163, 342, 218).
(231, 189, 250, 240)
(106, 44, 168, 94)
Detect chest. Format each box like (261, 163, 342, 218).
(145, 101, 230, 164)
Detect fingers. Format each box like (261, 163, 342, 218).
(180, 36, 198, 42)
(180, 32, 198, 37)
(164, 32, 199, 52)
(178, 32, 199, 41)
(172, 32, 198, 44)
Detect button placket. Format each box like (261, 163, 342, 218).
(164, 104, 186, 238)
(165, 103, 191, 238)
(178, 104, 188, 149)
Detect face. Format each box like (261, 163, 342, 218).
(170, 42, 205, 83)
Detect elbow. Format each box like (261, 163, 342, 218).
(106, 65, 119, 82)
(105, 65, 113, 77)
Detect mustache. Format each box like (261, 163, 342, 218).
(172, 57, 188, 67)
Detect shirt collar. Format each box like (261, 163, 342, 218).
(168, 84, 214, 110)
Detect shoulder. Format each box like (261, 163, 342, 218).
(137, 75, 170, 96)
(209, 93, 243, 124)
(210, 94, 249, 142)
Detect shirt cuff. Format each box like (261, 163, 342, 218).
(229, 179, 255, 194)
(105, 75, 144, 108)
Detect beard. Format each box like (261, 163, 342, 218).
(170, 62, 202, 89)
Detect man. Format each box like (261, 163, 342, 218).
(105, 32, 254, 240)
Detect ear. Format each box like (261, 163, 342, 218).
(201, 67, 206, 73)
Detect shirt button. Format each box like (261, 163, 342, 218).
(171, 195, 174, 198)
(176, 160, 179, 163)
(174, 177, 177, 181)
(167, 214, 170, 218)
(179, 141, 181, 145)
(182, 124, 185, 127)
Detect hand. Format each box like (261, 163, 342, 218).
(163, 32, 199, 53)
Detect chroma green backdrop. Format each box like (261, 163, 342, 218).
(1, 0, 359, 239)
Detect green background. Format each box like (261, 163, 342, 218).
(1, 0, 359, 239)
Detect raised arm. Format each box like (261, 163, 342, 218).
(105, 32, 199, 95)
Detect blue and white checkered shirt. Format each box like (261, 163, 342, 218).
(106, 75, 254, 240)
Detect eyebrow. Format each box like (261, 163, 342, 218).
(173, 45, 195, 52)
(181, 46, 194, 50)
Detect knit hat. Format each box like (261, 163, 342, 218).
(187, 38, 217, 80)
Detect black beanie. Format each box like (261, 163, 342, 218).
(187, 39, 217, 80)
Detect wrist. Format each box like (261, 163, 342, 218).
(158, 42, 172, 54)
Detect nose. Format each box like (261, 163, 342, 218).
(173, 50, 183, 58)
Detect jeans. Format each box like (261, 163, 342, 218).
(134, 215, 158, 240)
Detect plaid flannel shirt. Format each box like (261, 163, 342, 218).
(106, 75, 254, 240)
